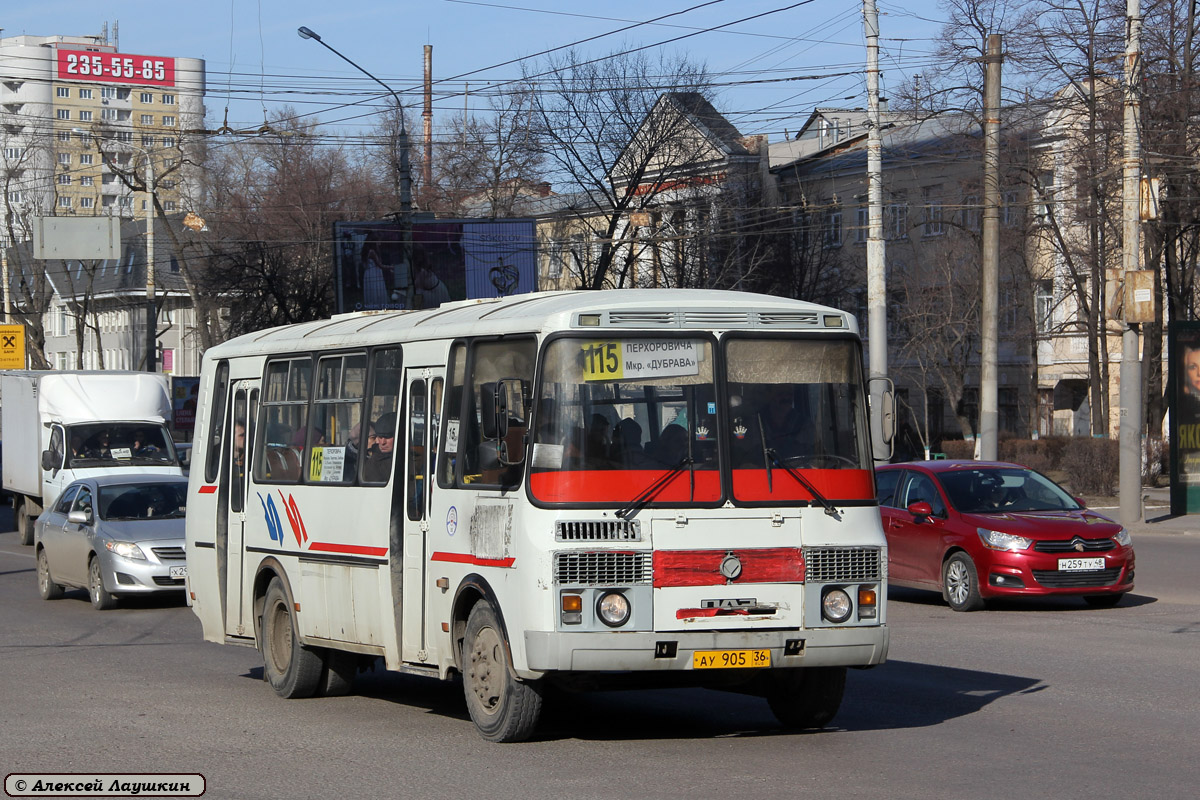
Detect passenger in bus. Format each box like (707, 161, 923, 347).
(755, 385, 815, 461)
(290, 426, 325, 448)
(611, 418, 653, 468)
(233, 419, 246, 481)
(364, 412, 397, 482)
(651, 423, 690, 466)
(584, 413, 613, 469)
(345, 420, 374, 477)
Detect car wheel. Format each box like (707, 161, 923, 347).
(765, 666, 847, 730)
(1083, 593, 1125, 608)
(943, 552, 985, 612)
(88, 557, 118, 610)
(462, 601, 543, 742)
(37, 548, 64, 600)
(261, 577, 323, 699)
(16, 499, 34, 546)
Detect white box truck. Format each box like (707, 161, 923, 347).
(2, 371, 184, 545)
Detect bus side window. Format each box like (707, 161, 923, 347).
(362, 347, 402, 485)
(461, 338, 536, 489)
(254, 357, 312, 484)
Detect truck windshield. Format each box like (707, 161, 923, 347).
(529, 337, 721, 505)
(67, 423, 178, 468)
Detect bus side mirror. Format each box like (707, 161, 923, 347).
(868, 377, 896, 460)
(480, 382, 509, 441)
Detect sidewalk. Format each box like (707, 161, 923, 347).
(1087, 487, 1200, 536)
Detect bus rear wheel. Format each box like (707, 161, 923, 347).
(262, 578, 323, 699)
(462, 602, 543, 742)
(765, 667, 846, 730)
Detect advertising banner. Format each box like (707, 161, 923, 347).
(172, 376, 201, 432)
(333, 218, 537, 314)
(1169, 322, 1200, 514)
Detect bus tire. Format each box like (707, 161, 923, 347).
(262, 578, 323, 699)
(462, 602, 543, 742)
(766, 666, 846, 730)
(17, 499, 34, 546)
(317, 649, 357, 697)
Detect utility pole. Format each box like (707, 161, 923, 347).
(979, 34, 1003, 460)
(423, 45, 433, 200)
(1119, 0, 1144, 525)
(864, 0, 888, 463)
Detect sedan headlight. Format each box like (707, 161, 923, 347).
(105, 541, 147, 560)
(1113, 528, 1132, 547)
(977, 528, 1032, 552)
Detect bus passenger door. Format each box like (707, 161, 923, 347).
(223, 381, 258, 636)
(400, 368, 443, 664)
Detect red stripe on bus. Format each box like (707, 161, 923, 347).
(430, 552, 516, 568)
(654, 547, 805, 588)
(731, 468, 874, 503)
(676, 608, 750, 619)
(198, 485, 218, 494)
(529, 469, 722, 504)
(307, 542, 389, 557)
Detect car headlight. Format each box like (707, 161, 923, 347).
(105, 541, 147, 560)
(1113, 528, 1132, 547)
(596, 591, 631, 627)
(821, 588, 853, 623)
(977, 528, 1032, 552)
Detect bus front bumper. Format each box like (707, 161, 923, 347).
(521, 625, 888, 677)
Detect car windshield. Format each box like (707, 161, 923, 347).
(98, 481, 188, 521)
(67, 423, 178, 468)
(937, 467, 1081, 514)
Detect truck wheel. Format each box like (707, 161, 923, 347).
(16, 499, 34, 546)
(89, 557, 118, 610)
(261, 578, 322, 699)
(37, 548, 64, 600)
(766, 667, 847, 730)
(462, 602, 543, 742)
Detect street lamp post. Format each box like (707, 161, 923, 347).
(77, 129, 157, 371)
(298, 26, 413, 309)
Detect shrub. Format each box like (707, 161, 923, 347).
(940, 439, 974, 459)
(1061, 437, 1120, 495)
(998, 438, 1053, 474)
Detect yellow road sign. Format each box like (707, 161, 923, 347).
(0, 325, 25, 369)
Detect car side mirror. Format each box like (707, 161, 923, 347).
(41, 449, 60, 473)
(907, 500, 934, 519)
(1073, 496, 1087, 508)
(67, 508, 92, 525)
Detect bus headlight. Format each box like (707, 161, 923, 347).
(597, 591, 631, 627)
(821, 588, 853, 623)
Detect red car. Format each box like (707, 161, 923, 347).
(876, 460, 1135, 611)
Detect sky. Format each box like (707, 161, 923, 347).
(2, 0, 951, 142)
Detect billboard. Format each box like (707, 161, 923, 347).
(333, 218, 538, 314)
(1170, 322, 1200, 514)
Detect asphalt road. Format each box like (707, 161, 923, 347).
(2, 503, 1198, 800)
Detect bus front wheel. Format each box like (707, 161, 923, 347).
(765, 666, 846, 730)
(462, 602, 543, 742)
(262, 578, 323, 699)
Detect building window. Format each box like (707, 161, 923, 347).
(887, 203, 908, 240)
(115, 132, 132, 143)
(164, 158, 176, 169)
(79, 153, 93, 166)
(58, 196, 72, 208)
(7, 191, 22, 204)
(1035, 279, 1053, 334)
(1003, 191, 1020, 227)
(823, 207, 843, 248)
(1000, 388, 1019, 434)
(161, 94, 175, 105)
(101, 87, 117, 99)
(57, 174, 71, 185)
(162, 115, 176, 127)
(3, 147, 21, 159)
(855, 206, 869, 243)
(57, 131, 71, 142)
(962, 195, 980, 231)
(80, 197, 94, 209)
(141, 135, 155, 147)
(58, 152, 71, 165)
(161, 136, 175, 148)
(56, 109, 70, 120)
(140, 92, 153, 103)
(57, 87, 70, 98)
(923, 185, 945, 236)
(160, 179, 176, 190)
(79, 88, 93, 99)
(101, 108, 118, 120)
(140, 114, 154, 125)
(81, 176, 94, 186)
(164, 200, 177, 212)
(78, 110, 92, 122)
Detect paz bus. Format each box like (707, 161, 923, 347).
(184, 289, 892, 742)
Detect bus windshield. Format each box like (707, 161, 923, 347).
(529, 335, 874, 506)
(529, 337, 721, 504)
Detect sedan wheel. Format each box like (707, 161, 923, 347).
(89, 557, 118, 610)
(943, 552, 984, 612)
(37, 549, 64, 600)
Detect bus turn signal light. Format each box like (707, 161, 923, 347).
(858, 586, 878, 619)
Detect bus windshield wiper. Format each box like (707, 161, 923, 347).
(765, 447, 840, 518)
(616, 457, 694, 520)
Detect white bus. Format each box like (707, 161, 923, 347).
(185, 289, 892, 741)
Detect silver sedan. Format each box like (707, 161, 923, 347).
(34, 474, 188, 610)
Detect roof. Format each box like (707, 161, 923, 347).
(206, 288, 860, 360)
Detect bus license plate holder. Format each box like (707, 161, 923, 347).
(692, 649, 771, 669)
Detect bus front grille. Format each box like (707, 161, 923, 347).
(556, 520, 642, 542)
(804, 547, 883, 583)
(554, 551, 653, 585)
